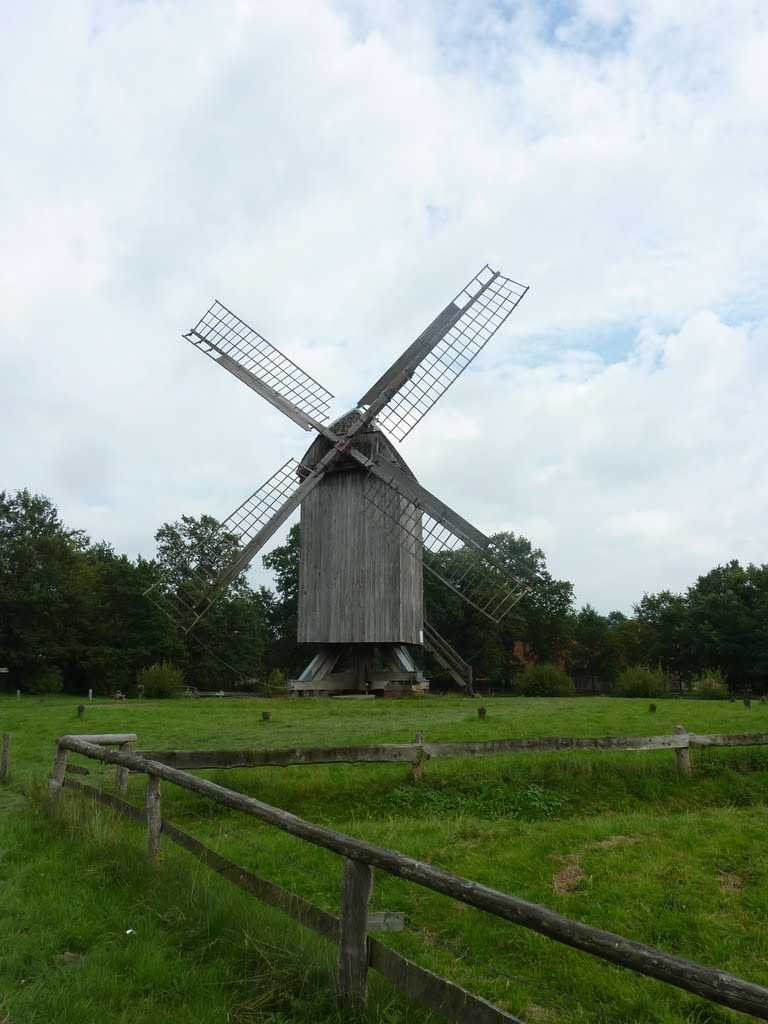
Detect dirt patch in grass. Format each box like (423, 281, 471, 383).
(551, 853, 586, 894)
(592, 834, 640, 849)
(552, 835, 643, 893)
(718, 871, 744, 893)
(524, 1004, 559, 1022)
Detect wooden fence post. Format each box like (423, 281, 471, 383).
(1, 733, 10, 778)
(674, 725, 692, 776)
(146, 775, 162, 864)
(49, 743, 68, 798)
(116, 740, 133, 793)
(338, 858, 374, 1004)
(412, 731, 426, 781)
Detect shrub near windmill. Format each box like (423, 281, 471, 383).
(148, 266, 534, 695)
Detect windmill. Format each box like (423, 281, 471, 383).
(147, 265, 532, 695)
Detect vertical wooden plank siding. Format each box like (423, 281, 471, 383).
(298, 428, 423, 644)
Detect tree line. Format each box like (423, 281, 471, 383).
(1, 488, 765, 695)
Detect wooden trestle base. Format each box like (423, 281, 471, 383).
(289, 643, 429, 697)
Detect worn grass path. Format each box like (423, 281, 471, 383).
(1, 694, 767, 1022)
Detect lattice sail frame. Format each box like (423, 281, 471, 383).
(374, 267, 528, 442)
(146, 460, 300, 631)
(363, 473, 530, 623)
(186, 300, 333, 423)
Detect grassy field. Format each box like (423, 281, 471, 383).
(1, 693, 767, 1023)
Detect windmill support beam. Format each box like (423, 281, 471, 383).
(290, 645, 428, 697)
(423, 621, 474, 694)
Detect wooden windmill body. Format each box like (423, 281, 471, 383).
(147, 266, 532, 695)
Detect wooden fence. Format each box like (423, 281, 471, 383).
(139, 725, 768, 778)
(49, 732, 768, 1022)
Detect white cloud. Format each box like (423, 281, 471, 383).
(0, 0, 766, 614)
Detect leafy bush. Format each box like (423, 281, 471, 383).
(136, 661, 184, 699)
(26, 666, 64, 695)
(613, 665, 668, 698)
(264, 669, 287, 693)
(693, 669, 729, 700)
(517, 664, 576, 697)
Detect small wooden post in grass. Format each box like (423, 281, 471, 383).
(1, 733, 10, 779)
(49, 742, 68, 798)
(146, 775, 162, 864)
(674, 724, 692, 776)
(115, 740, 133, 794)
(338, 858, 374, 1004)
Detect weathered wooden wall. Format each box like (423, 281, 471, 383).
(297, 424, 423, 644)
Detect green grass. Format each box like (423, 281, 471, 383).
(1, 694, 767, 1022)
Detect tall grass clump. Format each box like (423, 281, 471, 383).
(517, 664, 576, 697)
(613, 665, 667, 698)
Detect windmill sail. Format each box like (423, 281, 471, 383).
(185, 301, 334, 431)
(146, 459, 304, 630)
(362, 463, 531, 623)
(358, 266, 527, 441)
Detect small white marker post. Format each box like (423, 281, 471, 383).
(88, 689, 93, 702)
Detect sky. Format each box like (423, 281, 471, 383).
(1, 0, 767, 615)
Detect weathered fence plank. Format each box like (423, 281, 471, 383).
(338, 859, 374, 1002)
(67, 733, 138, 745)
(138, 743, 421, 769)
(59, 781, 522, 1023)
(60, 778, 524, 1022)
(368, 938, 525, 1024)
(674, 725, 692, 775)
(688, 731, 768, 748)
(49, 744, 68, 797)
(116, 739, 134, 794)
(138, 731, 768, 779)
(56, 736, 768, 1020)
(61, 778, 340, 938)
(146, 776, 162, 864)
(1, 732, 10, 779)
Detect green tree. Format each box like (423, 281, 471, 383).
(262, 524, 308, 677)
(423, 532, 574, 685)
(0, 489, 90, 691)
(609, 613, 653, 672)
(77, 544, 183, 694)
(684, 561, 768, 689)
(634, 590, 689, 686)
(567, 604, 619, 689)
(154, 514, 270, 689)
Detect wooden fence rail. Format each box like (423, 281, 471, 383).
(138, 728, 768, 778)
(50, 734, 768, 1021)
